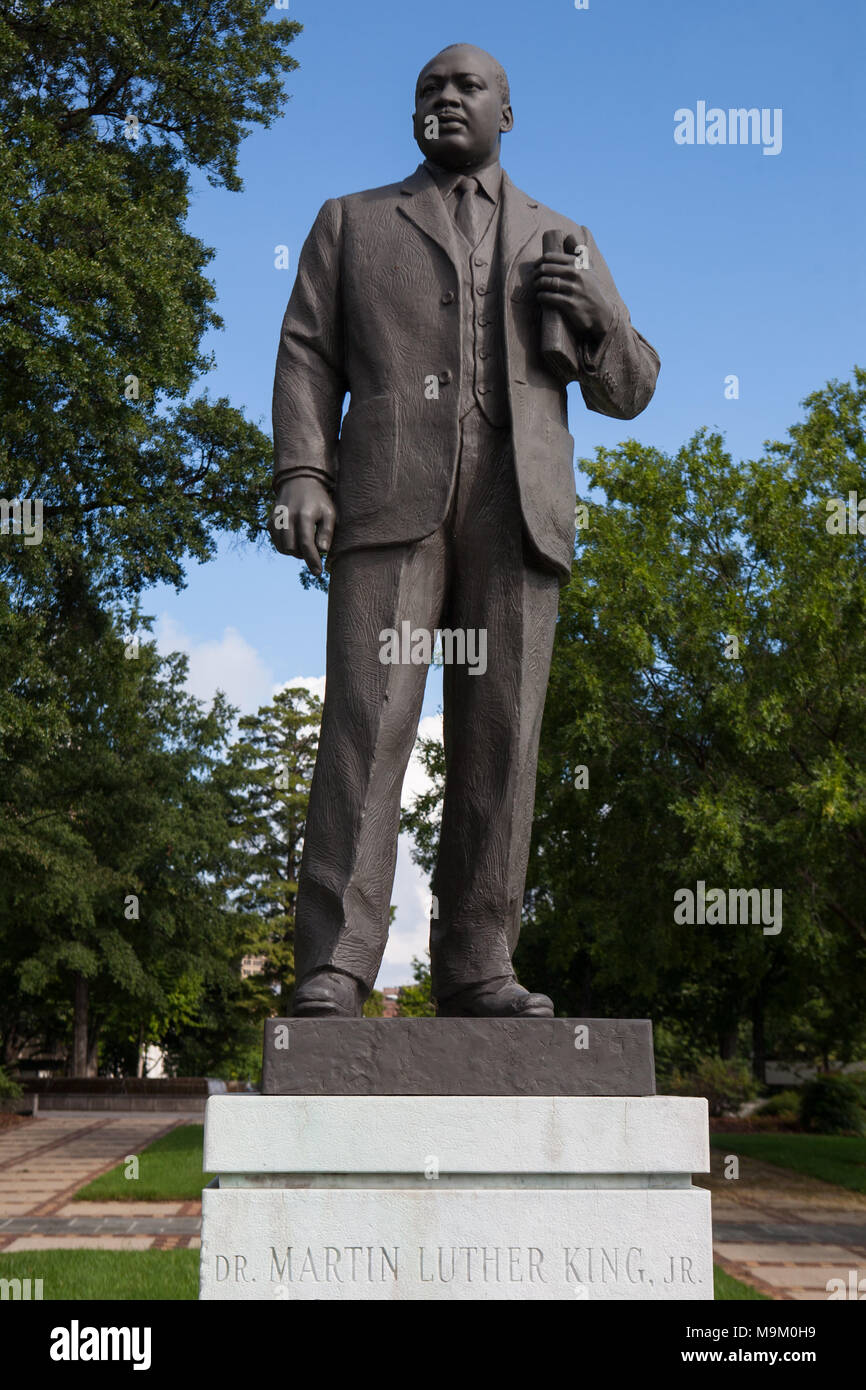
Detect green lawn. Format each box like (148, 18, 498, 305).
(713, 1266, 769, 1300)
(0, 1249, 763, 1300)
(0, 1249, 198, 1299)
(711, 1133, 866, 1194)
(60, 1123, 777, 1300)
(74, 1124, 213, 1202)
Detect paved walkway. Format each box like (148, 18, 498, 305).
(2, 1116, 865, 1299)
(697, 1147, 866, 1301)
(0, 1113, 201, 1252)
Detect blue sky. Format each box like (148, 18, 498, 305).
(150, 0, 864, 983)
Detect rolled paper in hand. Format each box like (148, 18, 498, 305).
(540, 229, 584, 383)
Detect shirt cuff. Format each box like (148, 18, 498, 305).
(579, 301, 621, 375)
(272, 467, 335, 495)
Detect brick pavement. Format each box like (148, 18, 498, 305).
(0, 1112, 201, 1252)
(2, 1114, 864, 1298)
(698, 1147, 866, 1300)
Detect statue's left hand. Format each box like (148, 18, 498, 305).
(534, 250, 614, 343)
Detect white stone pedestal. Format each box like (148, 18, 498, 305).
(199, 1095, 713, 1300)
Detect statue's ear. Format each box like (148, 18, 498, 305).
(500, 105, 514, 135)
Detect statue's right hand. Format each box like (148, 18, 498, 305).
(268, 477, 336, 577)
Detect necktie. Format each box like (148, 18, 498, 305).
(452, 175, 485, 247)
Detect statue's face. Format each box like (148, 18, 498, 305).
(413, 46, 513, 169)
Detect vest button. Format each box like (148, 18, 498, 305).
(477, 283, 488, 294)
(479, 350, 490, 359)
(478, 385, 490, 395)
(438, 369, 453, 385)
(474, 258, 487, 267)
(441, 291, 455, 305)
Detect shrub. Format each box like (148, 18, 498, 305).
(668, 1057, 760, 1117)
(756, 1089, 801, 1118)
(0, 1066, 23, 1099)
(799, 1075, 866, 1135)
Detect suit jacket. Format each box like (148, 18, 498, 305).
(272, 164, 659, 580)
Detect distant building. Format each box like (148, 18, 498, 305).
(382, 986, 400, 1018)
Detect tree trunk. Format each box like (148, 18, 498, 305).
(137, 1024, 145, 1079)
(3, 1027, 20, 1068)
(719, 1023, 739, 1059)
(72, 973, 89, 1077)
(752, 995, 767, 1084)
(576, 954, 593, 1016)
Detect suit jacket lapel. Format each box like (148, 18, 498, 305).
(499, 173, 540, 289)
(397, 164, 541, 290)
(397, 165, 459, 270)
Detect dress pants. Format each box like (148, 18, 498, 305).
(293, 403, 562, 1000)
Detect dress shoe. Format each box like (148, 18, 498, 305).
(292, 969, 365, 1018)
(436, 975, 554, 1018)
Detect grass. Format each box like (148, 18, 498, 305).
(711, 1133, 866, 1194)
(714, 1266, 770, 1300)
(0, 1249, 198, 1300)
(57, 1125, 780, 1301)
(74, 1124, 213, 1202)
(0, 1250, 764, 1301)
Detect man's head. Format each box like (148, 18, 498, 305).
(413, 44, 513, 171)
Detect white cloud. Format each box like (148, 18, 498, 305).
(154, 615, 276, 715)
(400, 712, 443, 809)
(377, 713, 444, 988)
(377, 833, 434, 987)
(278, 674, 327, 703)
(154, 614, 441, 990)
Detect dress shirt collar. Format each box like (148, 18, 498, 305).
(423, 158, 503, 206)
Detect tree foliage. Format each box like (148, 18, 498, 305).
(405, 371, 866, 1073)
(0, 3, 302, 1073)
(222, 686, 321, 1009)
(0, 617, 257, 1073)
(0, 0, 300, 603)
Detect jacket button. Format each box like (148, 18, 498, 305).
(441, 291, 455, 305)
(438, 369, 453, 385)
(477, 283, 488, 294)
(478, 384, 490, 395)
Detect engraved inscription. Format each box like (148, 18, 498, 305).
(268, 1246, 399, 1283)
(220, 1242, 705, 1290)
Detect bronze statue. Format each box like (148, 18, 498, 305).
(269, 44, 659, 1018)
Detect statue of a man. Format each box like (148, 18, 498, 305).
(269, 44, 659, 1018)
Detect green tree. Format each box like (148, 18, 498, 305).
(363, 990, 385, 1018)
(0, 616, 257, 1075)
(522, 371, 866, 1072)
(0, 3, 302, 1073)
(397, 956, 435, 1017)
(404, 372, 866, 1075)
(222, 686, 322, 1009)
(0, 1, 300, 605)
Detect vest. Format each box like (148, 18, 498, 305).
(452, 195, 509, 429)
